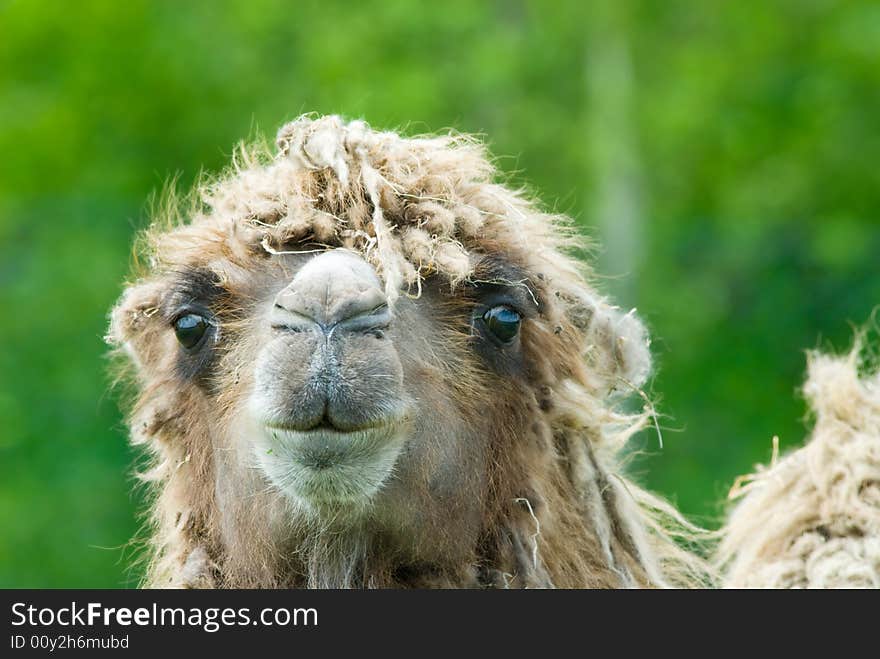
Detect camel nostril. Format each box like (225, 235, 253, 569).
(270, 308, 307, 333)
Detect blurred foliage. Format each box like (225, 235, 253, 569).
(0, 0, 878, 587)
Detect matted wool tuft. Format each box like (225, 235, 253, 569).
(719, 344, 880, 588)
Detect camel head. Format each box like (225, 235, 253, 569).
(108, 116, 670, 588)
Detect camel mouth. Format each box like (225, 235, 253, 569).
(266, 426, 385, 469)
(264, 416, 391, 435)
(254, 417, 409, 508)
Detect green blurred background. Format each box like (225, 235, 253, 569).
(1, 0, 878, 587)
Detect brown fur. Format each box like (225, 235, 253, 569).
(108, 115, 710, 588)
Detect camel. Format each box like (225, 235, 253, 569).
(107, 115, 880, 588)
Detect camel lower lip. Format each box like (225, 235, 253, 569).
(262, 423, 404, 470)
(255, 420, 408, 505)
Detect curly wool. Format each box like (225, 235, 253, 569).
(144, 114, 653, 395)
(719, 345, 880, 588)
(199, 116, 513, 297)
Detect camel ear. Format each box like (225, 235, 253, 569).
(597, 303, 652, 389)
(569, 293, 652, 394)
(105, 280, 165, 369)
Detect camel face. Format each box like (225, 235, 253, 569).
(236, 247, 541, 526)
(247, 249, 412, 510)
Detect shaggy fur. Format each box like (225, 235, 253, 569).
(109, 114, 878, 590)
(109, 115, 710, 588)
(719, 343, 880, 588)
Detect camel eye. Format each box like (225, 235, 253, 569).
(482, 305, 521, 343)
(174, 313, 208, 349)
